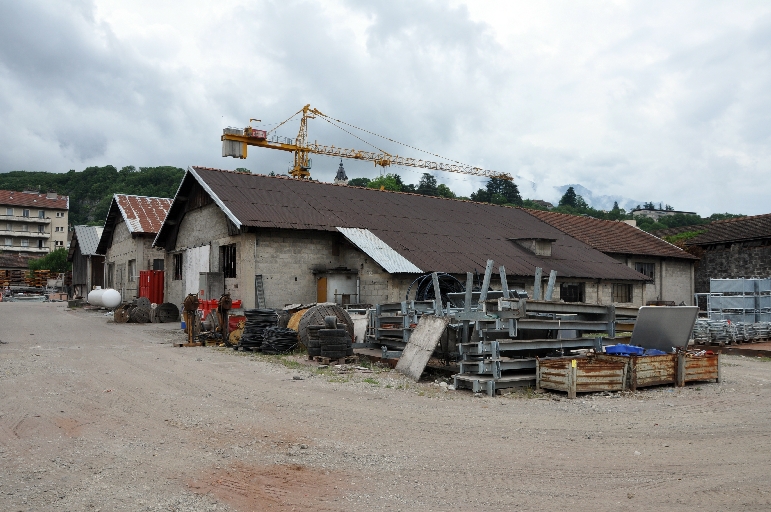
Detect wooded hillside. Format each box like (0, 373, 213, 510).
(0, 166, 185, 226)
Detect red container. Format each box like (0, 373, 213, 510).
(139, 270, 164, 304)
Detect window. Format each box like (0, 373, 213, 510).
(4, 223, 10, 231)
(21, 238, 29, 247)
(560, 282, 585, 303)
(21, 224, 28, 232)
(38, 240, 43, 249)
(38, 224, 44, 233)
(128, 259, 137, 282)
(635, 262, 655, 282)
(54, 240, 63, 247)
(152, 258, 164, 271)
(173, 253, 183, 280)
(612, 283, 633, 303)
(5, 208, 12, 216)
(4, 238, 11, 246)
(38, 210, 45, 218)
(22, 209, 29, 218)
(221, 244, 237, 278)
(56, 212, 64, 218)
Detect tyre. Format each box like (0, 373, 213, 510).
(319, 328, 347, 337)
(320, 349, 347, 359)
(320, 343, 347, 352)
(308, 347, 322, 357)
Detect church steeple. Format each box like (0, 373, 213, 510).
(334, 159, 348, 185)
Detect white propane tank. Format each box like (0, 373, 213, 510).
(88, 287, 121, 308)
(101, 289, 121, 308)
(88, 287, 104, 306)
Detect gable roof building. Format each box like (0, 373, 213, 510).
(155, 167, 651, 309)
(525, 210, 698, 305)
(654, 213, 771, 293)
(97, 194, 172, 302)
(68, 225, 105, 298)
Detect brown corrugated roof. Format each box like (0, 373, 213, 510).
(96, 194, 171, 254)
(525, 209, 697, 260)
(156, 167, 649, 281)
(654, 213, 771, 246)
(114, 194, 172, 234)
(0, 189, 68, 210)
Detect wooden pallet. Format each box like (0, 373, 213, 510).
(312, 355, 357, 365)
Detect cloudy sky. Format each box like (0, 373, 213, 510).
(1, 1, 769, 215)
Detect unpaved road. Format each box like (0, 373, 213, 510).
(2, 302, 771, 511)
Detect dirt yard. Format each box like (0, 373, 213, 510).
(1, 302, 771, 511)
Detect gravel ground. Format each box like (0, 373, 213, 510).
(1, 302, 771, 511)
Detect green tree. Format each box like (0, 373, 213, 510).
(29, 248, 71, 273)
(367, 173, 404, 192)
(416, 173, 438, 196)
(348, 177, 371, 187)
(559, 187, 578, 208)
(486, 178, 522, 205)
(436, 184, 456, 199)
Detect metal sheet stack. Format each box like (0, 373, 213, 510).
(261, 327, 299, 354)
(240, 309, 278, 350)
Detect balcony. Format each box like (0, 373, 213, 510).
(1, 245, 50, 253)
(0, 229, 51, 238)
(0, 214, 51, 224)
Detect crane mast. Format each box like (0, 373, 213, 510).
(221, 104, 512, 181)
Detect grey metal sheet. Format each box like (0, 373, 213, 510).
(73, 225, 104, 256)
(337, 227, 422, 273)
(629, 306, 699, 352)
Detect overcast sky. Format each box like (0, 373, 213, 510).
(1, 1, 769, 215)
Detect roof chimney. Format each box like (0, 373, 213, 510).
(46, 191, 58, 200)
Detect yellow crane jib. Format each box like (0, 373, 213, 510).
(220, 104, 512, 181)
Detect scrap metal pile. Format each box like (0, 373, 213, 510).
(114, 297, 180, 324)
(693, 319, 771, 345)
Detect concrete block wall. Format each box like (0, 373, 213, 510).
(695, 243, 771, 293)
(104, 221, 158, 302)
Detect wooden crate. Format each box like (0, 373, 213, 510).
(536, 356, 628, 398)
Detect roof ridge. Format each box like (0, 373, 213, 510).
(709, 213, 770, 225)
(191, 165, 518, 207)
(113, 193, 173, 201)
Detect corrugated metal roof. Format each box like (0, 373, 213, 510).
(114, 194, 172, 234)
(72, 225, 104, 256)
(0, 189, 68, 210)
(337, 227, 422, 273)
(655, 213, 771, 246)
(155, 167, 650, 281)
(526, 209, 697, 260)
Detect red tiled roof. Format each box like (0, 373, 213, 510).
(154, 167, 651, 281)
(0, 189, 68, 210)
(114, 194, 172, 234)
(525, 209, 697, 260)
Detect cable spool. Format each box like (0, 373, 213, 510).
(297, 304, 353, 349)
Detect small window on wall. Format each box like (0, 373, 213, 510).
(21, 238, 29, 247)
(128, 259, 137, 282)
(612, 283, 633, 303)
(635, 262, 655, 282)
(4, 238, 11, 246)
(153, 258, 164, 271)
(560, 282, 584, 303)
(173, 253, 183, 280)
(5, 208, 12, 216)
(38, 210, 45, 218)
(22, 209, 30, 218)
(38, 240, 44, 249)
(221, 244, 237, 278)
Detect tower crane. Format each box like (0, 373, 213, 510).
(221, 104, 512, 181)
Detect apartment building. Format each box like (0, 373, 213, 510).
(0, 189, 69, 254)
